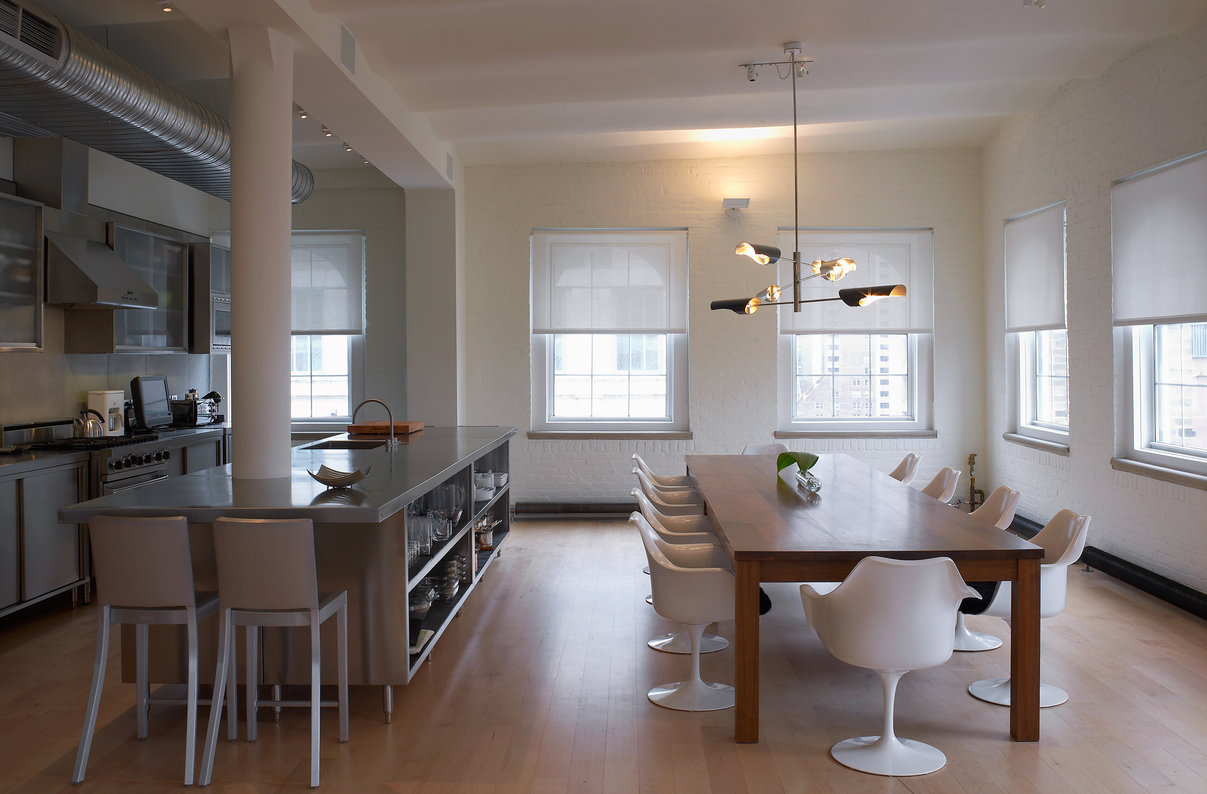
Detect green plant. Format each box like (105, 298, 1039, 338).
(776, 451, 819, 474)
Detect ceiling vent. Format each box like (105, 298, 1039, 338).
(0, 0, 313, 203)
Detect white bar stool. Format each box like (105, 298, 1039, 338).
(73, 514, 219, 786)
(199, 517, 349, 788)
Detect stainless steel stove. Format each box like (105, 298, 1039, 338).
(29, 434, 173, 497)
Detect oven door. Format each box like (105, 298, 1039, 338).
(211, 293, 231, 351)
(101, 471, 170, 496)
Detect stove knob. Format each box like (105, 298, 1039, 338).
(142, 453, 154, 465)
(153, 450, 164, 462)
(163, 449, 171, 460)
(110, 458, 122, 470)
(124, 454, 139, 468)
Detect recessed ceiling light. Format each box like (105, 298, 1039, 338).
(344, 142, 353, 152)
(297, 106, 308, 119)
(321, 125, 332, 137)
(159, 1, 174, 12)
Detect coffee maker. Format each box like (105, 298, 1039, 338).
(87, 390, 126, 437)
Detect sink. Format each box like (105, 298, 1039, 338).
(302, 439, 386, 450)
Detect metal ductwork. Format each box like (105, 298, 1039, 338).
(0, 0, 313, 203)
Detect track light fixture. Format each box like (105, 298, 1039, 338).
(712, 42, 905, 316)
(321, 125, 333, 137)
(296, 106, 308, 119)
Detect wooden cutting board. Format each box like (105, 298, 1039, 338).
(346, 420, 424, 435)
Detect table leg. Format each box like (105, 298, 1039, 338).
(1010, 557, 1041, 741)
(735, 561, 760, 743)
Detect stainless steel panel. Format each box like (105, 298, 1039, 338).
(0, 478, 18, 609)
(20, 463, 82, 599)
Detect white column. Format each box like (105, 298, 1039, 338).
(228, 28, 294, 479)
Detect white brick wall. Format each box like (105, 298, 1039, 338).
(982, 19, 1207, 591)
(463, 150, 985, 505)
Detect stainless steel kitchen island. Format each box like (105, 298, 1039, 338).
(60, 425, 516, 721)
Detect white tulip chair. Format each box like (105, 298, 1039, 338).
(802, 556, 978, 776)
(888, 453, 920, 484)
(919, 467, 960, 504)
(632, 453, 697, 491)
(634, 514, 735, 711)
(953, 485, 1021, 652)
(968, 509, 1090, 707)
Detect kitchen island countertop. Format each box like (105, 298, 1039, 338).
(60, 425, 515, 524)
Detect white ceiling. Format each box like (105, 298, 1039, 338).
(25, 0, 1207, 186)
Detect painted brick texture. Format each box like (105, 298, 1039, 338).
(982, 19, 1207, 591)
(463, 150, 984, 506)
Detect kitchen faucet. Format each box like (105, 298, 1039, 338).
(352, 398, 398, 447)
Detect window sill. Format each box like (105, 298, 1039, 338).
(1002, 432, 1070, 456)
(1110, 457, 1207, 492)
(774, 429, 937, 440)
(528, 430, 693, 441)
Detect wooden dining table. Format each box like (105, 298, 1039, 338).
(684, 452, 1044, 744)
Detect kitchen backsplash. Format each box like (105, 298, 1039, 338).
(0, 308, 211, 426)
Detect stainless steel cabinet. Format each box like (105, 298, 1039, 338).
(0, 478, 18, 609)
(110, 225, 188, 351)
(0, 459, 88, 618)
(0, 193, 43, 350)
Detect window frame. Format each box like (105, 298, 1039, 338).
(529, 228, 690, 435)
(774, 228, 934, 436)
(286, 230, 367, 428)
(1122, 324, 1207, 478)
(1011, 328, 1070, 445)
(777, 331, 933, 435)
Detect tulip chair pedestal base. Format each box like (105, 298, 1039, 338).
(648, 679, 734, 711)
(953, 613, 1002, 652)
(831, 735, 947, 777)
(648, 631, 728, 654)
(968, 677, 1069, 707)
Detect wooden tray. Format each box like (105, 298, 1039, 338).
(346, 420, 424, 435)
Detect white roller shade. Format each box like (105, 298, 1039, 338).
(1004, 202, 1066, 333)
(532, 230, 687, 334)
(1112, 151, 1207, 326)
(290, 231, 365, 334)
(777, 229, 933, 334)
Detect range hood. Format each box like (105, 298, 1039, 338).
(44, 230, 157, 309)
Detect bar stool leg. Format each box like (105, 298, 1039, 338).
(309, 611, 321, 788)
(338, 603, 349, 742)
(246, 626, 258, 742)
(71, 606, 111, 784)
(184, 608, 199, 786)
(136, 623, 150, 738)
(200, 610, 233, 788)
(383, 685, 393, 724)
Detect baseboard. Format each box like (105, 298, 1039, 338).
(1010, 515, 1207, 622)
(514, 501, 636, 520)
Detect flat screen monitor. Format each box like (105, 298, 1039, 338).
(131, 375, 173, 430)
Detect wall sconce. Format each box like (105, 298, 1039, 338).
(723, 197, 750, 217)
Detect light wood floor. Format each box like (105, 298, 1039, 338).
(3, 519, 1207, 792)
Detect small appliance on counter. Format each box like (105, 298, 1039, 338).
(87, 390, 126, 436)
(170, 389, 222, 427)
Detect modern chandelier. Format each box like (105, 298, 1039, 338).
(711, 42, 906, 316)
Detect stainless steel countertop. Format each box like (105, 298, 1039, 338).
(60, 425, 515, 524)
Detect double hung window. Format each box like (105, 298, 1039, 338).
(289, 231, 366, 421)
(1004, 202, 1069, 445)
(531, 229, 688, 433)
(777, 229, 933, 434)
(1113, 151, 1207, 477)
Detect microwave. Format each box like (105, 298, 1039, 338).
(211, 292, 231, 352)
